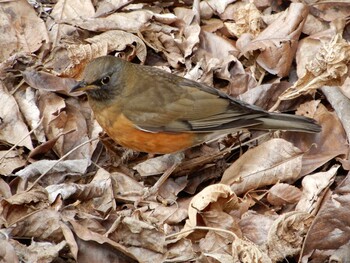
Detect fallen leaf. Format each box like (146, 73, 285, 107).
(221, 138, 304, 195)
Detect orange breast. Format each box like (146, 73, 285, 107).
(94, 109, 201, 153)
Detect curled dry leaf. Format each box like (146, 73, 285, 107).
(95, 0, 134, 17)
(267, 183, 302, 207)
(0, 240, 19, 263)
(302, 14, 329, 36)
(267, 211, 313, 262)
(83, 30, 147, 63)
(199, 0, 236, 19)
(100, 216, 166, 262)
(11, 240, 66, 263)
(174, 7, 201, 58)
(0, 83, 33, 149)
(240, 3, 308, 77)
(46, 177, 111, 204)
(3, 187, 48, 206)
(296, 165, 338, 214)
(239, 211, 277, 246)
(278, 32, 350, 103)
(300, 174, 350, 262)
(0, 0, 49, 61)
(181, 184, 239, 237)
(15, 159, 89, 187)
(39, 93, 92, 159)
(283, 103, 347, 176)
(68, 10, 165, 33)
(0, 150, 26, 175)
(46, 0, 95, 46)
(146, 198, 190, 225)
(224, 2, 262, 38)
(13, 87, 46, 143)
(10, 209, 64, 243)
(22, 69, 78, 95)
(321, 86, 350, 144)
(232, 238, 272, 263)
(221, 138, 304, 195)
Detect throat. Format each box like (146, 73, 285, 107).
(87, 89, 115, 101)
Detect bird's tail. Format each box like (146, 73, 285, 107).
(256, 113, 321, 133)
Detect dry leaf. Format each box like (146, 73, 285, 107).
(0, 83, 33, 149)
(46, 0, 95, 46)
(240, 3, 308, 77)
(0, 0, 48, 61)
(300, 174, 350, 262)
(267, 211, 313, 262)
(283, 103, 347, 176)
(296, 165, 338, 214)
(278, 30, 350, 102)
(267, 183, 302, 206)
(11, 240, 66, 263)
(0, 150, 26, 175)
(224, 3, 262, 38)
(181, 184, 239, 238)
(221, 138, 304, 195)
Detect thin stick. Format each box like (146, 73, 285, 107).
(26, 137, 98, 191)
(166, 226, 238, 240)
(0, 117, 43, 162)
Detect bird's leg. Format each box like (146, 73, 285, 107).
(142, 152, 185, 200)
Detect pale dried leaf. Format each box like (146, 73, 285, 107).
(181, 184, 238, 237)
(321, 86, 350, 144)
(267, 211, 313, 262)
(296, 165, 338, 213)
(69, 220, 140, 262)
(46, 178, 111, 204)
(11, 240, 66, 263)
(84, 30, 147, 62)
(200, 0, 236, 18)
(11, 209, 64, 242)
(0, 150, 26, 175)
(146, 198, 189, 225)
(267, 183, 302, 206)
(239, 211, 277, 246)
(46, 30, 147, 78)
(15, 159, 89, 181)
(240, 3, 308, 77)
(14, 86, 46, 143)
(46, 0, 95, 46)
(283, 103, 347, 176)
(224, 3, 262, 38)
(0, 0, 49, 61)
(232, 237, 272, 263)
(3, 188, 48, 205)
(279, 33, 350, 101)
(0, 239, 19, 263)
(69, 10, 154, 33)
(301, 175, 350, 262)
(0, 83, 33, 149)
(95, 0, 133, 17)
(302, 14, 329, 35)
(221, 138, 304, 195)
(22, 69, 78, 94)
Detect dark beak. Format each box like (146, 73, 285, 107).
(70, 81, 88, 93)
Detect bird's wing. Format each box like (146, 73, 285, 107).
(122, 69, 268, 133)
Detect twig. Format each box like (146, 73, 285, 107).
(26, 137, 98, 191)
(0, 117, 43, 163)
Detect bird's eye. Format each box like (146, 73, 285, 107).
(101, 76, 110, 85)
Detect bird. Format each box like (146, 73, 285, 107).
(71, 55, 321, 154)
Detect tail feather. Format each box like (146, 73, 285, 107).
(256, 113, 321, 133)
